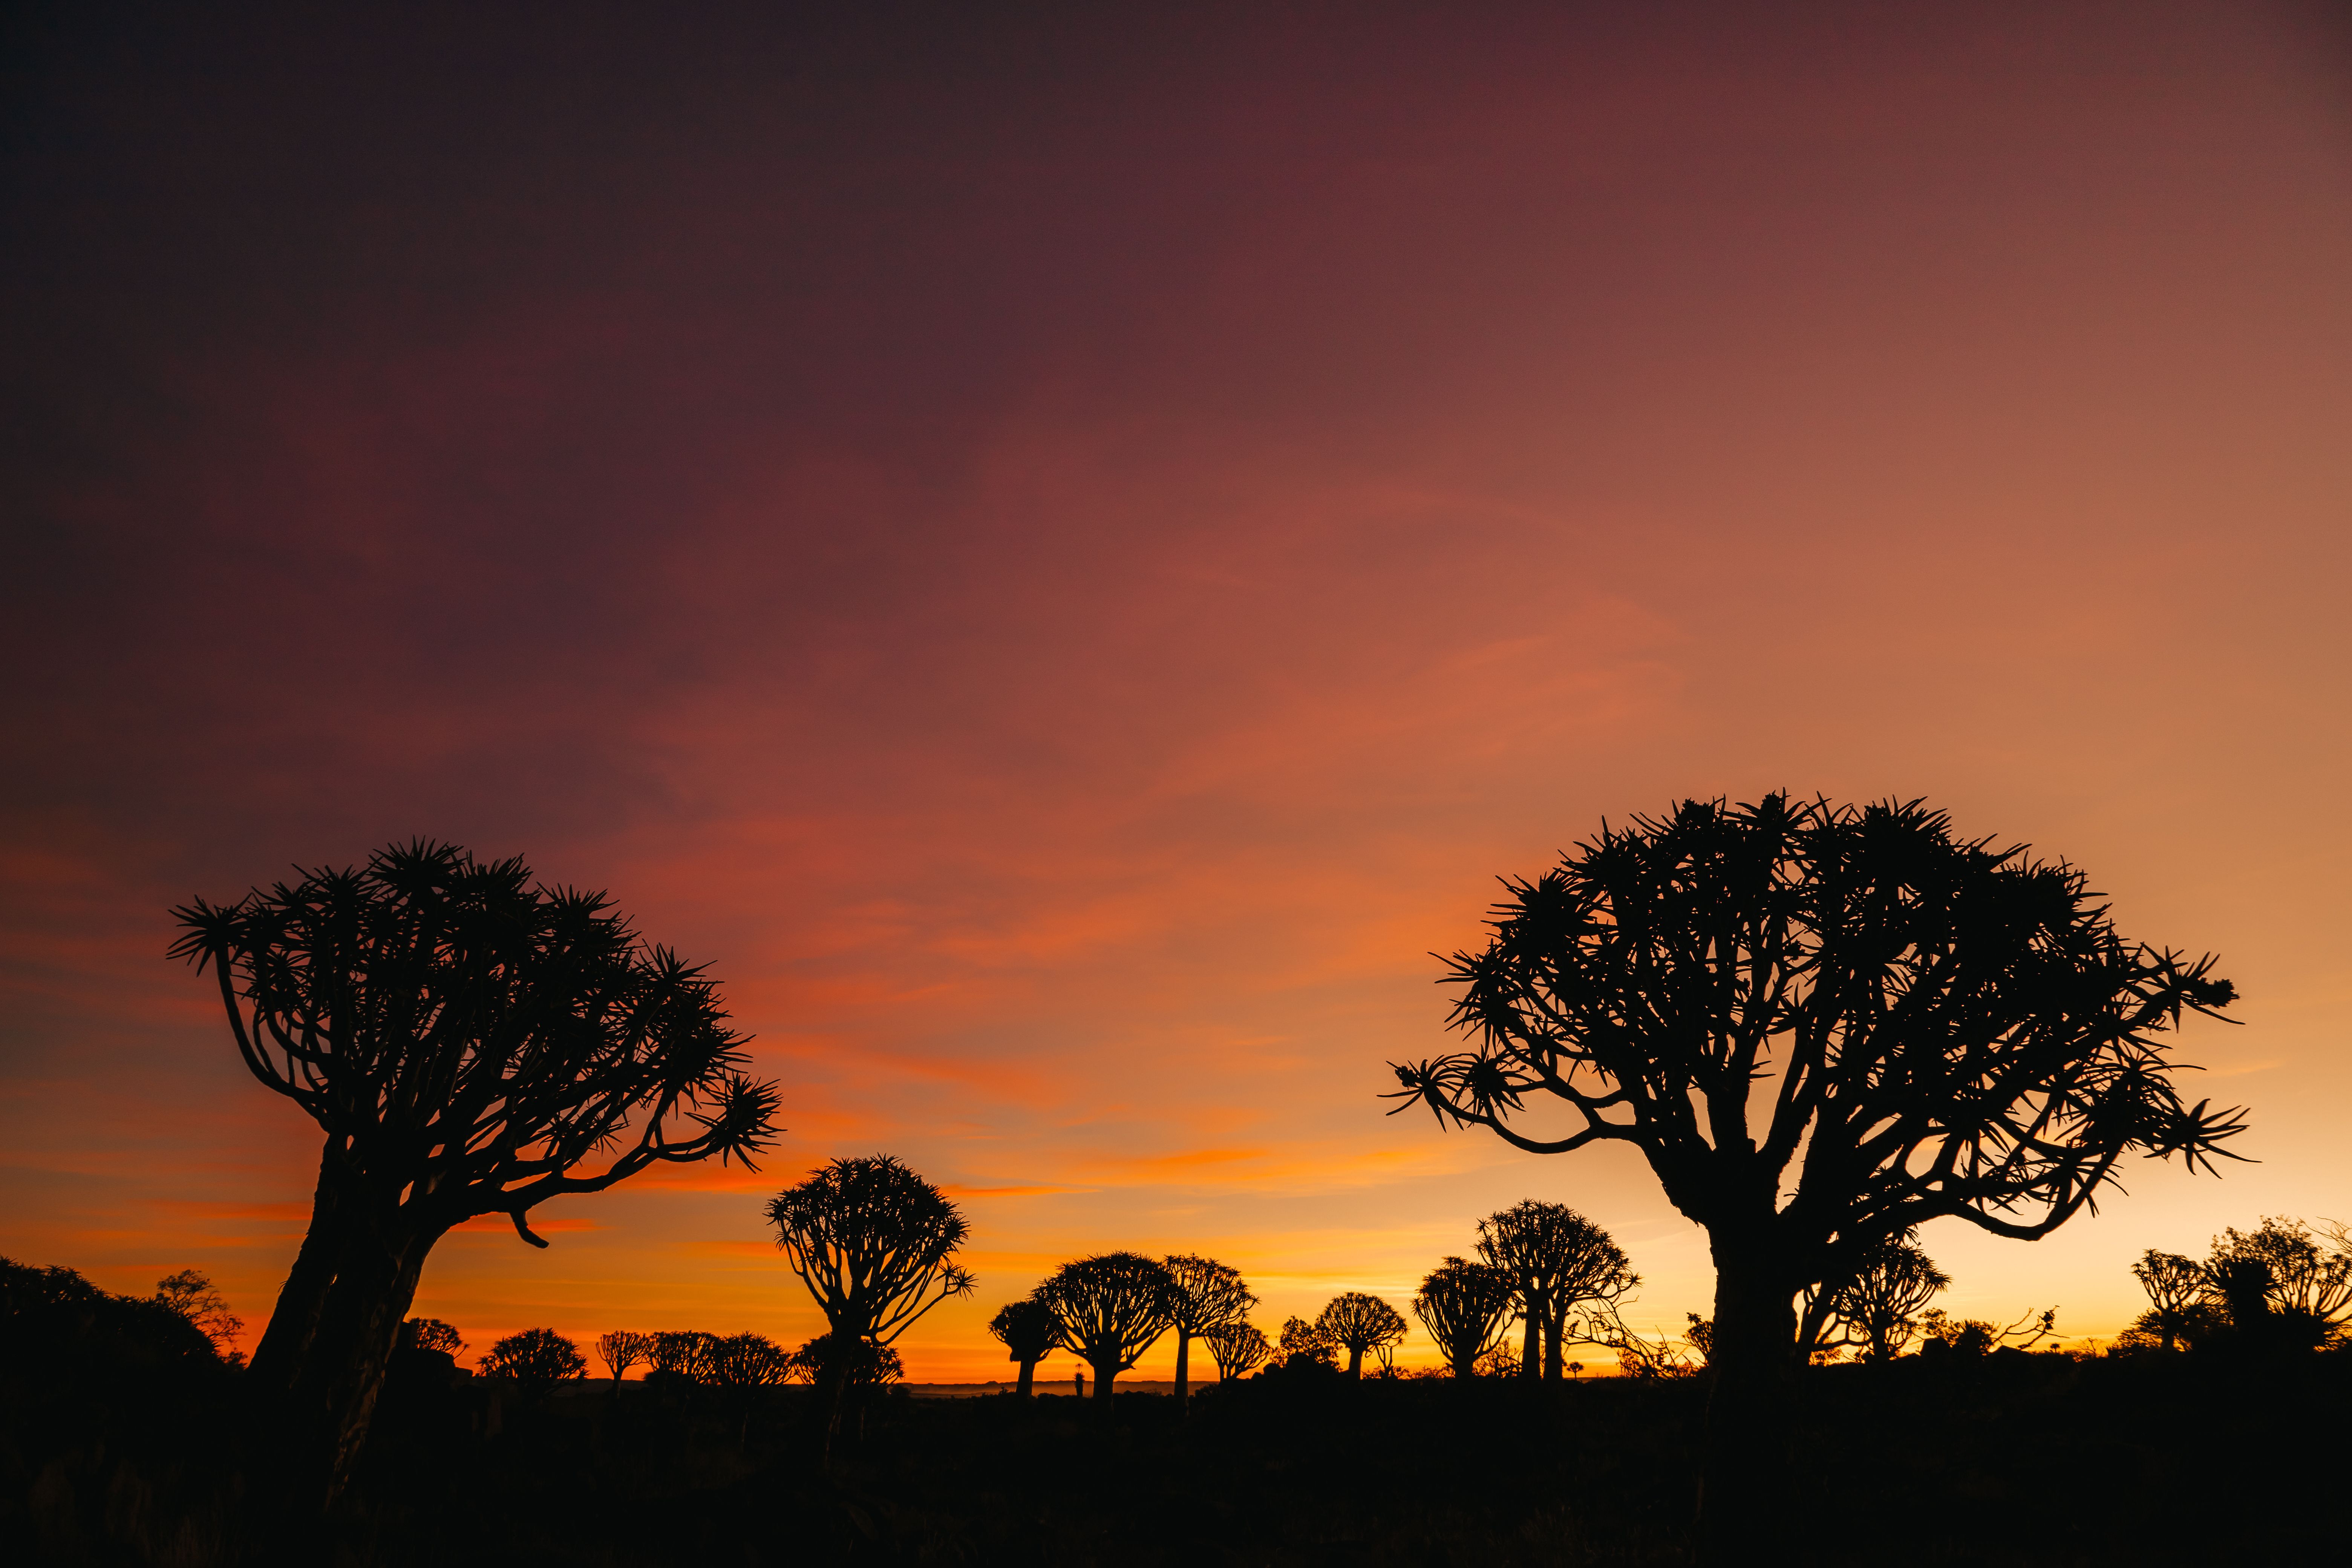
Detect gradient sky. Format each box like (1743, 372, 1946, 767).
(3, 0, 2348, 1380)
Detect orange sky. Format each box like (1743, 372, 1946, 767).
(2, 1, 2348, 1379)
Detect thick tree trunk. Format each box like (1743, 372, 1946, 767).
(1089, 1354, 1118, 1420)
(1015, 1356, 1036, 1396)
(1694, 1239, 1800, 1567)
(1521, 1288, 1544, 1380)
(304, 1218, 438, 1505)
(1543, 1302, 1566, 1381)
(1345, 1344, 1364, 1378)
(1174, 1328, 1191, 1407)
(246, 1138, 352, 1397)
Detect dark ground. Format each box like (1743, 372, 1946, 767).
(5, 1340, 2344, 1567)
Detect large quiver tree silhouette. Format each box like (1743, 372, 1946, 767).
(1164, 1254, 1256, 1408)
(988, 1297, 1060, 1396)
(1413, 1257, 1519, 1378)
(1476, 1202, 1635, 1381)
(1035, 1252, 1176, 1415)
(1203, 1320, 1269, 1382)
(170, 841, 779, 1502)
(1317, 1292, 1407, 1378)
(766, 1155, 973, 1461)
(1387, 795, 2244, 1561)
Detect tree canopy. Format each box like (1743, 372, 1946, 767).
(1036, 1252, 1177, 1406)
(1413, 1257, 1520, 1379)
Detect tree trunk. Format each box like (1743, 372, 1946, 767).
(247, 1138, 353, 1397)
(1015, 1356, 1036, 1396)
(1521, 1288, 1544, 1380)
(1543, 1302, 1566, 1381)
(1089, 1354, 1118, 1420)
(1345, 1344, 1363, 1378)
(1174, 1328, 1191, 1408)
(1694, 1239, 1800, 1567)
(304, 1217, 438, 1505)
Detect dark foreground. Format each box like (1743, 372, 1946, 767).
(6, 1344, 2344, 1567)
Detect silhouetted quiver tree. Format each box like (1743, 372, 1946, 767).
(1802, 1231, 1948, 1362)
(399, 1318, 465, 1359)
(2128, 1251, 2207, 1352)
(1203, 1321, 1269, 1381)
(649, 1330, 720, 1383)
(1414, 1257, 1520, 1378)
(479, 1328, 588, 1384)
(1386, 795, 2245, 1561)
(1274, 1314, 1337, 1372)
(1164, 1254, 1256, 1407)
(988, 1298, 1060, 1396)
(1317, 1292, 1407, 1378)
(2204, 1217, 2352, 1352)
(597, 1329, 655, 1381)
(170, 841, 779, 1501)
(766, 1154, 973, 1459)
(1036, 1252, 1177, 1412)
(1476, 1202, 1635, 1380)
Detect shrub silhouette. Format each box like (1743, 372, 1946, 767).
(1475, 1202, 1635, 1380)
(766, 1154, 973, 1462)
(1414, 1257, 1519, 1378)
(479, 1328, 588, 1383)
(1035, 1252, 1177, 1413)
(171, 842, 778, 1501)
(1388, 794, 2245, 1560)
(1316, 1292, 1407, 1378)
(649, 1330, 720, 1383)
(1164, 1255, 1256, 1407)
(987, 1298, 1059, 1396)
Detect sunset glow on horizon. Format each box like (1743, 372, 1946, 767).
(3, 0, 2348, 1382)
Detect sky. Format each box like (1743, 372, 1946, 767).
(2, 0, 2348, 1381)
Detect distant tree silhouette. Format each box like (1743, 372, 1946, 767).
(706, 1332, 792, 1447)
(2203, 1217, 2352, 1352)
(171, 841, 778, 1500)
(1387, 795, 2244, 1560)
(596, 1329, 655, 1382)
(155, 1269, 244, 1363)
(649, 1330, 720, 1383)
(1476, 1202, 1635, 1381)
(1202, 1321, 1269, 1381)
(1472, 1340, 1520, 1379)
(399, 1318, 465, 1358)
(1274, 1314, 1337, 1372)
(2128, 1251, 2207, 1353)
(988, 1298, 1059, 1396)
(1036, 1252, 1177, 1413)
(1317, 1292, 1407, 1378)
(766, 1155, 972, 1461)
(479, 1328, 588, 1383)
(1802, 1232, 1948, 1362)
(1414, 1257, 1520, 1378)
(1164, 1255, 1256, 1407)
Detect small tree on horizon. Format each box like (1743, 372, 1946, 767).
(1035, 1252, 1177, 1414)
(1317, 1292, 1407, 1378)
(988, 1297, 1060, 1396)
(766, 1154, 974, 1462)
(1203, 1321, 1270, 1381)
(1804, 1232, 1949, 1362)
(155, 1269, 244, 1363)
(1414, 1257, 1519, 1378)
(2129, 1251, 2208, 1353)
(1476, 1202, 1635, 1381)
(1387, 795, 2245, 1562)
(399, 1318, 466, 1359)
(596, 1329, 655, 1382)
(1164, 1255, 1256, 1408)
(1274, 1314, 1336, 1372)
(479, 1328, 588, 1383)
